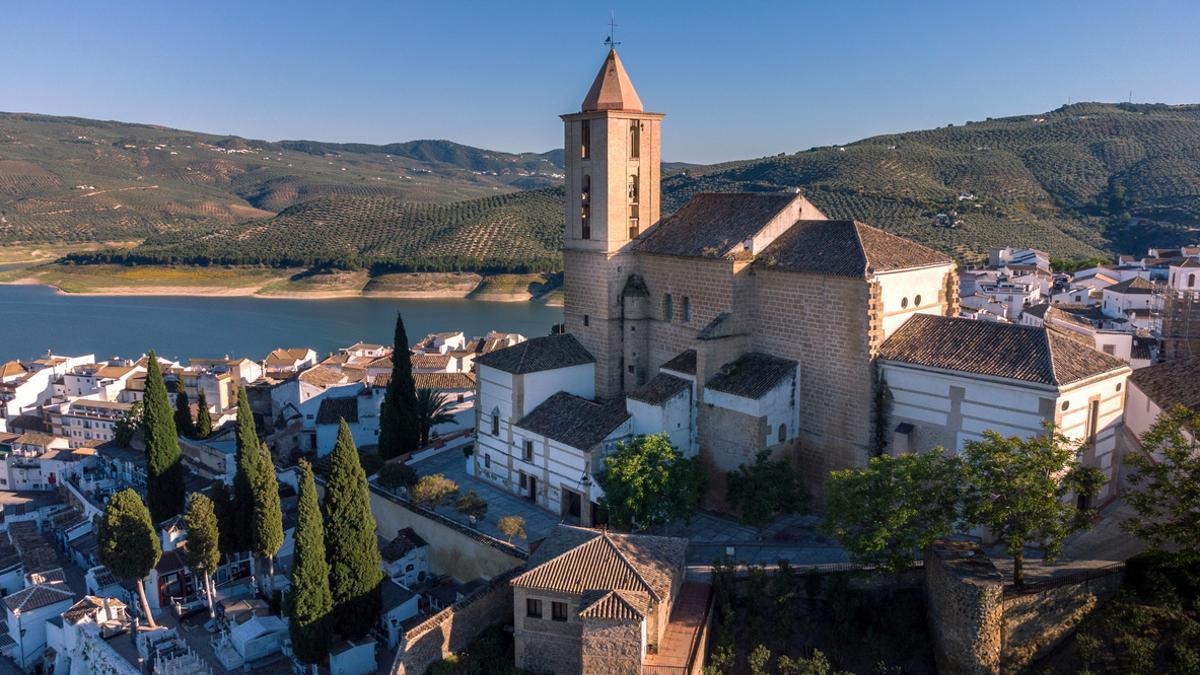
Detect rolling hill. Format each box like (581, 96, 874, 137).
(0, 111, 563, 242)
(11, 102, 1200, 271)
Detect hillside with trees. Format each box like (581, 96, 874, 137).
(7, 103, 1200, 271)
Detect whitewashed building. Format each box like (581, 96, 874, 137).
(878, 315, 1131, 500)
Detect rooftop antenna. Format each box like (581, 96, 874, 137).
(604, 12, 621, 50)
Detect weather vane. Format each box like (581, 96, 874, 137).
(605, 12, 621, 49)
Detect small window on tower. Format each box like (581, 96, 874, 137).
(629, 120, 640, 158)
(663, 294, 673, 321)
(581, 175, 591, 240)
(581, 120, 591, 159)
(682, 297, 691, 322)
(583, 314, 590, 327)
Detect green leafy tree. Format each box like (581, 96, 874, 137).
(961, 428, 1106, 585)
(822, 449, 964, 576)
(378, 313, 420, 459)
(323, 421, 385, 640)
(143, 351, 185, 523)
(600, 434, 706, 530)
(195, 390, 213, 439)
(173, 383, 195, 438)
(415, 388, 456, 446)
(776, 650, 853, 675)
(498, 515, 526, 544)
(411, 473, 459, 507)
(377, 462, 418, 492)
(232, 385, 259, 553)
(726, 449, 806, 530)
(455, 490, 488, 520)
(251, 442, 284, 593)
(113, 400, 143, 447)
(1123, 406, 1200, 555)
(209, 480, 239, 558)
(288, 460, 333, 665)
(184, 493, 221, 616)
(98, 489, 161, 626)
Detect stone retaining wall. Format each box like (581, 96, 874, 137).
(390, 571, 516, 675)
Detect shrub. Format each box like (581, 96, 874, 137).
(377, 462, 418, 491)
(455, 491, 488, 520)
(411, 474, 459, 507)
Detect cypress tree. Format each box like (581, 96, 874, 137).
(210, 480, 239, 558)
(288, 460, 333, 665)
(98, 489, 161, 627)
(378, 313, 419, 460)
(324, 420, 384, 640)
(143, 351, 185, 523)
(232, 385, 259, 553)
(251, 442, 284, 593)
(184, 493, 221, 617)
(173, 382, 195, 438)
(195, 390, 213, 439)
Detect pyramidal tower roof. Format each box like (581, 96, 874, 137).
(581, 49, 643, 113)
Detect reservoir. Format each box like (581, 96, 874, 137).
(0, 284, 563, 362)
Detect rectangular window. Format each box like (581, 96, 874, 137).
(581, 175, 591, 240)
(1087, 400, 1100, 445)
(663, 293, 673, 321)
(629, 120, 640, 158)
(491, 413, 499, 436)
(581, 120, 591, 160)
(1102, 344, 1115, 355)
(519, 472, 527, 489)
(551, 601, 568, 622)
(682, 297, 691, 323)
(527, 598, 543, 618)
(583, 314, 589, 327)
(523, 439, 534, 461)
(484, 454, 491, 469)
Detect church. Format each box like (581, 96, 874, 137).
(472, 50, 1129, 524)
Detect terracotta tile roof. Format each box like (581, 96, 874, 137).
(298, 366, 347, 387)
(513, 525, 686, 603)
(412, 372, 476, 391)
(1105, 277, 1156, 295)
(628, 373, 691, 406)
(0, 360, 28, 378)
(638, 193, 799, 259)
(475, 334, 593, 375)
(62, 596, 126, 624)
(879, 314, 1129, 386)
(379, 527, 428, 562)
(756, 220, 950, 277)
(1130, 358, 1200, 413)
(579, 589, 649, 621)
(14, 431, 57, 447)
(581, 49, 643, 113)
(411, 353, 452, 370)
(3, 583, 74, 612)
(515, 393, 629, 450)
(316, 396, 358, 425)
(660, 350, 697, 376)
(705, 352, 798, 399)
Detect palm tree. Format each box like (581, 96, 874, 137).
(415, 388, 456, 447)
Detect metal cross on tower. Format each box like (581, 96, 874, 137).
(604, 12, 621, 49)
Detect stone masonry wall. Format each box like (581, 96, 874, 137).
(581, 618, 643, 675)
(513, 586, 586, 675)
(1001, 570, 1124, 672)
(749, 269, 876, 494)
(391, 573, 515, 675)
(924, 541, 1005, 675)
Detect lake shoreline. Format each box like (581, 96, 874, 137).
(0, 278, 563, 306)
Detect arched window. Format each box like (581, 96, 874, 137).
(682, 297, 691, 323)
(581, 120, 591, 159)
(629, 120, 640, 158)
(663, 294, 673, 321)
(778, 424, 787, 443)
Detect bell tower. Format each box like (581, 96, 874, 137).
(561, 49, 663, 398)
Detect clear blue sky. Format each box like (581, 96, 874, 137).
(5, 1, 1198, 164)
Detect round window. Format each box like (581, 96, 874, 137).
(1061, 400, 1070, 411)
(914, 294, 922, 306)
(1116, 382, 1122, 392)
(901, 297, 909, 309)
